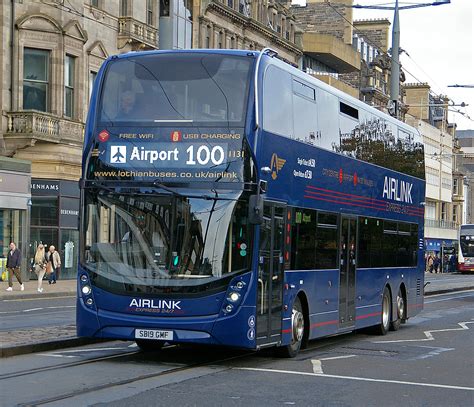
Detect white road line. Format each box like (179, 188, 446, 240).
(46, 347, 130, 353)
(312, 355, 357, 373)
(2, 295, 75, 302)
(372, 319, 474, 344)
(311, 359, 323, 374)
(0, 305, 75, 314)
(425, 292, 474, 303)
(319, 355, 358, 361)
(235, 367, 474, 391)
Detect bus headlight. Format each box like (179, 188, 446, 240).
(225, 304, 234, 313)
(228, 292, 241, 303)
(80, 274, 88, 283)
(82, 285, 92, 295)
(86, 298, 94, 306)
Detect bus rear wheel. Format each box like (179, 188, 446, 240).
(277, 296, 304, 358)
(390, 288, 405, 331)
(136, 339, 165, 352)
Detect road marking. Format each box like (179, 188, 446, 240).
(45, 347, 131, 354)
(372, 319, 474, 343)
(311, 359, 323, 373)
(425, 292, 474, 304)
(312, 355, 358, 373)
(2, 295, 75, 302)
(412, 346, 454, 360)
(0, 305, 75, 314)
(37, 353, 78, 358)
(236, 367, 474, 391)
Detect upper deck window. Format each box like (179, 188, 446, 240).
(99, 53, 252, 125)
(340, 101, 358, 119)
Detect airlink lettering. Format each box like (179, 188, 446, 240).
(382, 176, 413, 204)
(129, 299, 182, 310)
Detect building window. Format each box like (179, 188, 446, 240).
(175, 0, 193, 48)
(441, 202, 447, 221)
(160, 0, 170, 17)
(205, 26, 211, 48)
(147, 0, 154, 25)
(23, 48, 49, 112)
(64, 55, 75, 118)
(453, 178, 458, 195)
(31, 197, 58, 227)
(89, 71, 97, 101)
(91, 0, 99, 8)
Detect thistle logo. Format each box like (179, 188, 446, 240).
(110, 146, 127, 164)
(270, 153, 286, 180)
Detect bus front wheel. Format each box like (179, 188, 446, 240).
(277, 296, 304, 358)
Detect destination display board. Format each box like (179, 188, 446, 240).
(88, 127, 247, 183)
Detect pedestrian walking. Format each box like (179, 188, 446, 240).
(433, 254, 440, 273)
(449, 254, 457, 273)
(47, 245, 61, 284)
(5, 242, 23, 291)
(34, 244, 47, 293)
(427, 254, 434, 273)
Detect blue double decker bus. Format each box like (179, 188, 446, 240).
(77, 49, 425, 356)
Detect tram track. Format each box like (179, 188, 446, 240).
(3, 345, 253, 407)
(0, 349, 140, 380)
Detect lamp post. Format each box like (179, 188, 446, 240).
(352, 1, 451, 118)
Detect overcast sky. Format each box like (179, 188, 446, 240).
(293, 0, 474, 130)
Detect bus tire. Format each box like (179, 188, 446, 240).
(136, 339, 165, 352)
(390, 288, 405, 331)
(277, 296, 304, 358)
(375, 286, 391, 335)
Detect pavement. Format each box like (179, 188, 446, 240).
(1, 272, 474, 358)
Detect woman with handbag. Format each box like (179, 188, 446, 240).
(47, 245, 61, 284)
(34, 244, 47, 293)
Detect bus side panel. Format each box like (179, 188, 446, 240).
(284, 269, 340, 341)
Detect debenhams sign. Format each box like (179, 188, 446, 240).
(31, 180, 59, 195)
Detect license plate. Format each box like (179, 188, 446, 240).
(135, 329, 173, 341)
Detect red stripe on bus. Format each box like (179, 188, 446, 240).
(307, 185, 425, 214)
(356, 312, 382, 320)
(304, 194, 424, 218)
(282, 328, 292, 334)
(305, 189, 424, 215)
(310, 320, 339, 328)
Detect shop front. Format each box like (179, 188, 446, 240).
(30, 179, 79, 280)
(425, 238, 457, 273)
(0, 157, 31, 282)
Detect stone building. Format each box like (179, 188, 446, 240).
(291, 0, 405, 115)
(405, 83, 460, 256)
(0, 0, 302, 279)
(292, 0, 360, 98)
(456, 129, 474, 224)
(190, 0, 302, 65)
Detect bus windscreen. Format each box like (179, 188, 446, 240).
(99, 53, 252, 125)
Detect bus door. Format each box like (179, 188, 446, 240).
(256, 203, 285, 345)
(339, 216, 357, 328)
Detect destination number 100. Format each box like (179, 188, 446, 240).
(186, 145, 225, 166)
